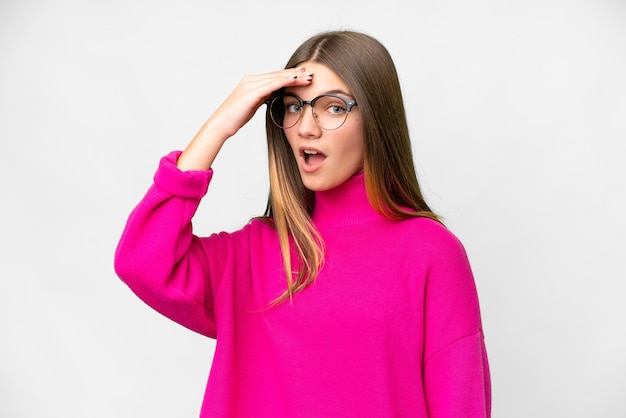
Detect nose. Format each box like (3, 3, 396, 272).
(297, 104, 322, 137)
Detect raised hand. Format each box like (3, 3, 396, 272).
(177, 67, 313, 171)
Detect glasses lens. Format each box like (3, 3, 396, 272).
(270, 95, 302, 129)
(312, 95, 351, 130)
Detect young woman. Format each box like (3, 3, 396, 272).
(115, 30, 491, 417)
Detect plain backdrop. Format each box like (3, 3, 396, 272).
(1, 0, 625, 417)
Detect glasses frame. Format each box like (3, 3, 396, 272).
(266, 93, 358, 131)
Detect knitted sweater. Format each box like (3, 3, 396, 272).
(114, 151, 491, 418)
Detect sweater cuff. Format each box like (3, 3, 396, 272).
(153, 151, 213, 199)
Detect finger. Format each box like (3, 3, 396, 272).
(255, 69, 314, 94)
(232, 76, 310, 110)
(244, 68, 313, 90)
(249, 67, 311, 81)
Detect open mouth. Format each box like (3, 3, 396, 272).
(303, 149, 327, 166)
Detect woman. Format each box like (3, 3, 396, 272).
(115, 30, 491, 417)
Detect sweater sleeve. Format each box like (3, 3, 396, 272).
(114, 151, 217, 338)
(422, 228, 491, 418)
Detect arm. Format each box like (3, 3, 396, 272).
(113, 67, 314, 335)
(114, 151, 217, 336)
(422, 229, 491, 418)
(176, 67, 314, 171)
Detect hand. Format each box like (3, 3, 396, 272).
(211, 67, 314, 138)
(177, 67, 313, 171)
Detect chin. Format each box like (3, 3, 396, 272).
(300, 177, 330, 192)
(301, 176, 346, 192)
(299, 168, 362, 192)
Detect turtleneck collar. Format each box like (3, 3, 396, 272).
(311, 172, 383, 227)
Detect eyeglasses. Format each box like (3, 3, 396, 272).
(266, 93, 358, 131)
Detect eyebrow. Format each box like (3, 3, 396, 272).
(324, 89, 353, 97)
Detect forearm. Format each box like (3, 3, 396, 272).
(177, 117, 231, 171)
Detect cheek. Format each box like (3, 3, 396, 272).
(346, 130, 365, 162)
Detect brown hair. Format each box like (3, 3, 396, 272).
(264, 30, 439, 305)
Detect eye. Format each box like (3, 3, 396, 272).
(326, 103, 347, 115)
(284, 99, 302, 114)
(316, 95, 350, 116)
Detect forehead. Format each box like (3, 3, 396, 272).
(286, 61, 352, 98)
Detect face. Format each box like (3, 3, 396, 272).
(283, 61, 365, 192)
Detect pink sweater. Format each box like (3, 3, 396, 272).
(114, 151, 491, 417)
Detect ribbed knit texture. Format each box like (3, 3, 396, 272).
(115, 151, 491, 417)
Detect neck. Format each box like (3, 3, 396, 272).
(311, 172, 381, 227)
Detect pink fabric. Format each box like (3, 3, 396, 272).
(115, 151, 491, 417)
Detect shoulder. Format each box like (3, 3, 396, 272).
(246, 217, 277, 236)
(209, 217, 277, 244)
(197, 218, 279, 262)
(402, 217, 466, 255)
(392, 217, 472, 278)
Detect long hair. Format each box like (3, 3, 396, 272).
(264, 30, 439, 305)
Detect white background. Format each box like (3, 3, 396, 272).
(1, 0, 625, 417)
